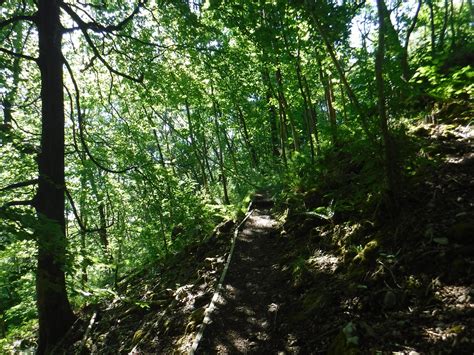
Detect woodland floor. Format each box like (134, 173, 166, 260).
(196, 203, 293, 353)
(56, 112, 473, 354)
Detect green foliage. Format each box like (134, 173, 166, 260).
(0, 0, 472, 349)
(412, 63, 473, 100)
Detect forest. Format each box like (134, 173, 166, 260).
(0, 0, 472, 353)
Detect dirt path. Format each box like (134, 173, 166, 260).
(196, 203, 295, 354)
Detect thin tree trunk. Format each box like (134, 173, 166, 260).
(449, 0, 456, 49)
(294, 53, 315, 162)
(438, 0, 450, 51)
(223, 127, 239, 173)
(302, 74, 321, 155)
(211, 95, 230, 205)
(327, 75, 338, 145)
(35, 1, 76, 353)
(276, 68, 299, 152)
(401, 0, 422, 81)
(376, 0, 401, 208)
(428, 0, 436, 55)
(185, 100, 209, 190)
(307, 10, 372, 137)
(340, 83, 348, 123)
(317, 58, 337, 145)
(262, 69, 280, 158)
(236, 106, 258, 168)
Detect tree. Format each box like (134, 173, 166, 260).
(375, 0, 401, 208)
(35, 1, 76, 352)
(1, 0, 145, 351)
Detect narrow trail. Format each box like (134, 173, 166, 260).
(196, 199, 297, 354)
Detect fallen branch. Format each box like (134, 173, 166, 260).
(79, 311, 98, 353)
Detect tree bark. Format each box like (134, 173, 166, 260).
(276, 68, 299, 152)
(376, 0, 401, 208)
(262, 69, 280, 158)
(185, 100, 209, 190)
(401, 0, 422, 81)
(438, 0, 449, 51)
(35, 1, 76, 353)
(427, 0, 436, 55)
(305, 5, 372, 138)
(294, 53, 315, 162)
(302, 74, 320, 155)
(236, 106, 258, 168)
(211, 95, 230, 205)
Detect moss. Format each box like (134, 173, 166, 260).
(351, 240, 380, 266)
(132, 329, 144, 344)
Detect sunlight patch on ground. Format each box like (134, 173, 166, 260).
(307, 250, 341, 273)
(248, 215, 279, 230)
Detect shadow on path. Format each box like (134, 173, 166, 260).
(197, 207, 292, 354)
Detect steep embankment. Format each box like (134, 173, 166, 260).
(57, 111, 472, 354)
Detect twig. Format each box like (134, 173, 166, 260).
(377, 260, 402, 289)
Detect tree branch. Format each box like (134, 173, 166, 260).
(63, 56, 136, 174)
(62, 1, 144, 33)
(60, 2, 144, 83)
(65, 187, 114, 233)
(0, 200, 34, 209)
(1, 179, 38, 192)
(0, 14, 36, 31)
(0, 47, 38, 62)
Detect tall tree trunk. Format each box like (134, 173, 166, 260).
(236, 106, 258, 168)
(317, 58, 337, 146)
(211, 96, 230, 205)
(294, 53, 315, 162)
(449, 0, 456, 49)
(327, 75, 338, 146)
(427, 0, 436, 55)
(276, 68, 299, 152)
(339, 83, 348, 123)
(35, 1, 76, 353)
(262, 69, 280, 158)
(438, 0, 450, 51)
(376, 0, 401, 208)
(79, 167, 88, 287)
(306, 9, 372, 138)
(185, 100, 209, 190)
(401, 0, 422, 81)
(302, 74, 321, 155)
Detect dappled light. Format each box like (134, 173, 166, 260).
(0, 0, 472, 353)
